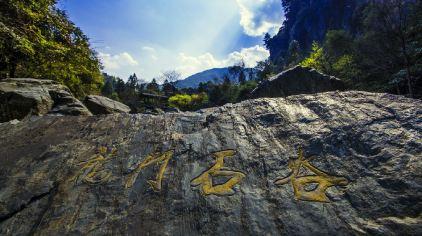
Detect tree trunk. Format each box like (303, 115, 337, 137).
(402, 43, 413, 98)
(396, 84, 401, 95)
(405, 67, 413, 98)
(397, 1, 414, 98)
(9, 64, 16, 78)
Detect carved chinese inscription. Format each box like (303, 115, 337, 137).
(125, 150, 174, 191)
(74, 146, 117, 185)
(275, 148, 349, 203)
(191, 150, 246, 196)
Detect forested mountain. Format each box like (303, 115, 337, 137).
(175, 67, 258, 89)
(264, 0, 421, 98)
(266, 0, 368, 63)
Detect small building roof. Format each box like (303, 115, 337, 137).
(140, 93, 168, 99)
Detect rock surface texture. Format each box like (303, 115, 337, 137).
(252, 66, 346, 98)
(0, 91, 421, 235)
(0, 78, 92, 122)
(84, 95, 131, 115)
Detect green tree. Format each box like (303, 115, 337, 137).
(286, 40, 301, 67)
(146, 78, 160, 94)
(332, 55, 360, 85)
(127, 73, 140, 90)
(256, 59, 278, 81)
(102, 79, 114, 97)
(168, 93, 208, 111)
(208, 83, 224, 106)
(198, 82, 212, 93)
(357, 0, 421, 97)
(0, 0, 103, 98)
(169, 94, 192, 111)
(323, 30, 361, 85)
(237, 80, 258, 102)
(300, 35, 360, 86)
(238, 70, 246, 84)
(324, 30, 354, 60)
(162, 79, 176, 96)
(229, 60, 246, 84)
(300, 42, 329, 72)
(117, 74, 141, 110)
(115, 78, 126, 96)
(264, 33, 272, 49)
(159, 70, 180, 96)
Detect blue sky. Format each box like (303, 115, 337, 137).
(58, 0, 284, 81)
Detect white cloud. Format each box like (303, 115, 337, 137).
(176, 45, 269, 77)
(99, 52, 139, 70)
(142, 46, 159, 61)
(177, 53, 221, 77)
(150, 54, 158, 61)
(226, 45, 270, 67)
(142, 46, 156, 53)
(236, 0, 283, 36)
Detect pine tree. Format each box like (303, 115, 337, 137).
(127, 73, 139, 89)
(146, 78, 160, 93)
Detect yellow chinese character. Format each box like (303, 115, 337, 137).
(125, 150, 174, 192)
(75, 146, 117, 185)
(275, 148, 348, 203)
(191, 150, 246, 196)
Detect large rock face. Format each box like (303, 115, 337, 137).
(0, 78, 92, 122)
(84, 95, 131, 115)
(0, 91, 420, 235)
(252, 66, 345, 98)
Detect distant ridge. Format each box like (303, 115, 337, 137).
(175, 67, 258, 89)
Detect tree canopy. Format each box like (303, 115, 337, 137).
(0, 0, 103, 98)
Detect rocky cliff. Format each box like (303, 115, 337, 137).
(0, 91, 421, 235)
(267, 0, 367, 62)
